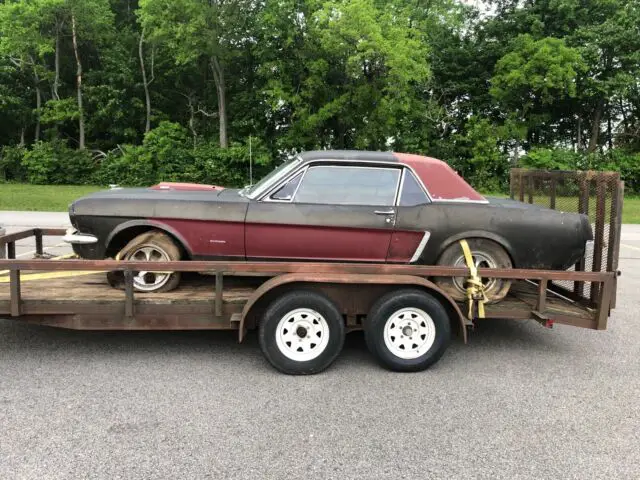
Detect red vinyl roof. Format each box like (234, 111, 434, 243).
(394, 153, 486, 202)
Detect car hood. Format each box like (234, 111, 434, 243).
(69, 185, 248, 217)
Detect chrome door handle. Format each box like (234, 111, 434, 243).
(374, 209, 395, 215)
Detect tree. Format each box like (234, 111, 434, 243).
(490, 34, 585, 160)
(138, 0, 257, 148)
(0, 0, 55, 143)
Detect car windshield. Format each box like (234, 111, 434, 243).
(243, 156, 302, 199)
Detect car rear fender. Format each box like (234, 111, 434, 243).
(106, 220, 193, 258)
(238, 273, 468, 344)
(438, 230, 515, 265)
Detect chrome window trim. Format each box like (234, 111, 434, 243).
(255, 156, 487, 205)
(247, 155, 304, 200)
(292, 164, 402, 206)
(395, 168, 407, 206)
(409, 231, 431, 263)
(260, 162, 403, 207)
(397, 167, 431, 207)
(430, 198, 489, 204)
(262, 167, 308, 203)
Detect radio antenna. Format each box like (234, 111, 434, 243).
(249, 135, 253, 185)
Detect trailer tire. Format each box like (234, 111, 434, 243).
(365, 289, 451, 372)
(259, 290, 345, 375)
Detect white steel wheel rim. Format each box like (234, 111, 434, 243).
(275, 308, 330, 362)
(127, 244, 172, 292)
(383, 307, 436, 360)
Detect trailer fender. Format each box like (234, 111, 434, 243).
(238, 273, 467, 343)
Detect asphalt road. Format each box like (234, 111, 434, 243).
(1, 212, 639, 479)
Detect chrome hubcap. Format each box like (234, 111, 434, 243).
(128, 244, 172, 292)
(452, 252, 498, 293)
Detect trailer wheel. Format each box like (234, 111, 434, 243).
(108, 231, 182, 293)
(259, 290, 345, 375)
(365, 289, 451, 372)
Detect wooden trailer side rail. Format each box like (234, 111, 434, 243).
(0, 229, 618, 334)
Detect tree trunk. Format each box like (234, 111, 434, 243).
(139, 29, 153, 134)
(607, 104, 613, 149)
(35, 81, 41, 142)
(53, 25, 61, 101)
(19, 128, 25, 147)
(71, 14, 85, 150)
(186, 94, 197, 147)
(576, 116, 582, 151)
(588, 99, 605, 153)
(29, 55, 41, 142)
(210, 57, 228, 148)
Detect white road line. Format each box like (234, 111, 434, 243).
(0, 242, 70, 276)
(14, 241, 68, 258)
(621, 243, 640, 252)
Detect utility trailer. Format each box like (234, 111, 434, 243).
(0, 170, 624, 374)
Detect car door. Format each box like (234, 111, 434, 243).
(386, 168, 433, 263)
(245, 163, 401, 262)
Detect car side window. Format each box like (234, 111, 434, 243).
(399, 169, 430, 206)
(270, 171, 304, 201)
(293, 165, 400, 206)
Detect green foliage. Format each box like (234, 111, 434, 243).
(459, 118, 509, 193)
(95, 121, 269, 186)
(0, 0, 639, 193)
(0, 145, 27, 182)
(521, 147, 640, 195)
(21, 139, 95, 184)
(191, 140, 271, 187)
(491, 35, 584, 107)
(586, 150, 640, 195)
(95, 121, 192, 186)
(520, 148, 583, 171)
(41, 98, 80, 124)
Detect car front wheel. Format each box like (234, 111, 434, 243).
(108, 231, 182, 293)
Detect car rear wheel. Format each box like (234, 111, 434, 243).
(108, 231, 182, 293)
(434, 238, 512, 303)
(365, 289, 451, 372)
(259, 290, 345, 375)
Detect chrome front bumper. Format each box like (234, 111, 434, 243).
(63, 228, 98, 245)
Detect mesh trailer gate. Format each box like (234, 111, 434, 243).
(510, 169, 623, 309)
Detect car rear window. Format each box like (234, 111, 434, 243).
(399, 169, 430, 206)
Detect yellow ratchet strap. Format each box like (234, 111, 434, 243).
(459, 239, 487, 320)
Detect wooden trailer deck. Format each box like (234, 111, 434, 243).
(0, 271, 599, 331)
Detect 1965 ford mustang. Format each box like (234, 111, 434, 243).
(65, 150, 593, 300)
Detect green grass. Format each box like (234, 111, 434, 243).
(0, 184, 102, 212)
(621, 197, 640, 224)
(481, 191, 640, 224)
(1, 183, 640, 223)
